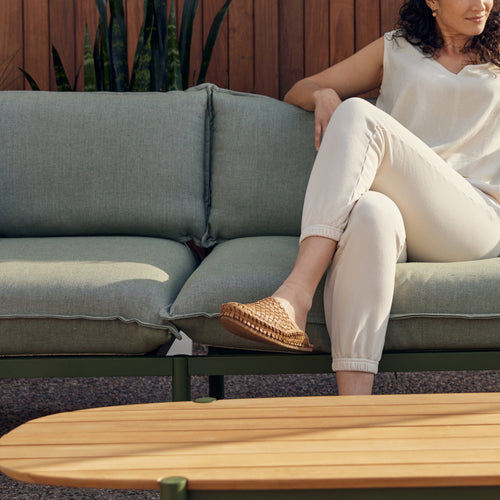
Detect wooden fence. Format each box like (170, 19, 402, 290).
(0, 0, 403, 99)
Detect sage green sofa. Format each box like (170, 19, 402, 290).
(1, 85, 499, 400)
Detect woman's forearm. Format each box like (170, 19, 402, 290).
(284, 79, 323, 110)
(284, 79, 341, 112)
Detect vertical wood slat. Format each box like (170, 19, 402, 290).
(330, 0, 355, 64)
(254, 0, 278, 99)
(355, 0, 383, 98)
(228, 0, 253, 93)
(203, 0, 229, 89)
(381, 0, 404, 34)
(355, 0, 381, 50)
(305, 0, 329, 77)
(0, 0, 24, 89)
(279, 0, 304, 99)
(23, 0, 50, 90)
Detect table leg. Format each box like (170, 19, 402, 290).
(159, 477, 188, 500)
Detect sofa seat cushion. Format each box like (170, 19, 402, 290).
(0, 236, 198, 355)
(387, 258, 500, 351)
(168, 236, 500, 354)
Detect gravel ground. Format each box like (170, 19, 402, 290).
(2, 356, 500, 499)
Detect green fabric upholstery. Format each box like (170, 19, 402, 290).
(0, 236, 198, 355)
(0, 318, 172, 356)
(391, 259, 500, 318)
(386, 258, 500, 352)
(208, 87, 317, 242)
(0, 89, 209, 244)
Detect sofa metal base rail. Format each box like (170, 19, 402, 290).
(195, 348, 500, 401)
(1, 349, 500, 402)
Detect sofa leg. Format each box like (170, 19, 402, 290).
(209, 374, 225, 399)
(172, 357, 191, 401)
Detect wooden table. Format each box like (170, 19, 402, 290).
(2, 393, 500, 499)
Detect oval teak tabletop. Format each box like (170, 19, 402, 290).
(2, 393, 500, 492)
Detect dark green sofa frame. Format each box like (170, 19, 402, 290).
(2, 348, 500, 402)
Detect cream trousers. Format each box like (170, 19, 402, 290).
(301, 98, 500, 374)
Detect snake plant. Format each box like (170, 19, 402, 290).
(21, 0, 232, 92)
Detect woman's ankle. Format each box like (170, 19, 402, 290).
(272, 280, 313, 331)
(336, 371, 374, 395)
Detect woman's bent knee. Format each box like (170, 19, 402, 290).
(347, 191, 407, 260)
(351, 192, 404, 231)
(330, 97, 375, 128)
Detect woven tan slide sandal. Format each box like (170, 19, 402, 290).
(220, 297, 314, 352)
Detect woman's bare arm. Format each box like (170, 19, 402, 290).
(284, 37, 385, 149)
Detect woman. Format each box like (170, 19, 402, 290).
(220, 0, 500, 395)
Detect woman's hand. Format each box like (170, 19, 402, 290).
(313, 88, 342, 151)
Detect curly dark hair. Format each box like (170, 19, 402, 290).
(393, 0, 500, 67)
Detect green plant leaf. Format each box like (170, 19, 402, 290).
(18, 68, 40, 90)
(95, 0, 113, 90)
(95, 0, 109, 57)
(52, 46, 73, 91)
(84, 24, 97, 91)
(179, 0, 199, 89)
(101, 25, 112, 90)
(73, 64, 82, 91)
(130, 0, 153, 91)
(109, 0, 129, 91)
(150, 0, 168, 91)
(166, 0, 182, 91)
(197, 0, 232, 85)
(93, 25, 105, 90)
(130, 37, 152, 91)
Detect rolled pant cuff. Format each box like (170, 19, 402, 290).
(300, 224, 343, 244)
(331, 357, 379, 374)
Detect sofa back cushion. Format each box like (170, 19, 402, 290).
(0, 88, 209, 243)
(208, 87, 317, 242)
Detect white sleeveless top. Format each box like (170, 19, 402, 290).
(376, 31, 500, 203)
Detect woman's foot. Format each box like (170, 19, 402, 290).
(220, 236, 335, 353)
(220, 296, 313, 352)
